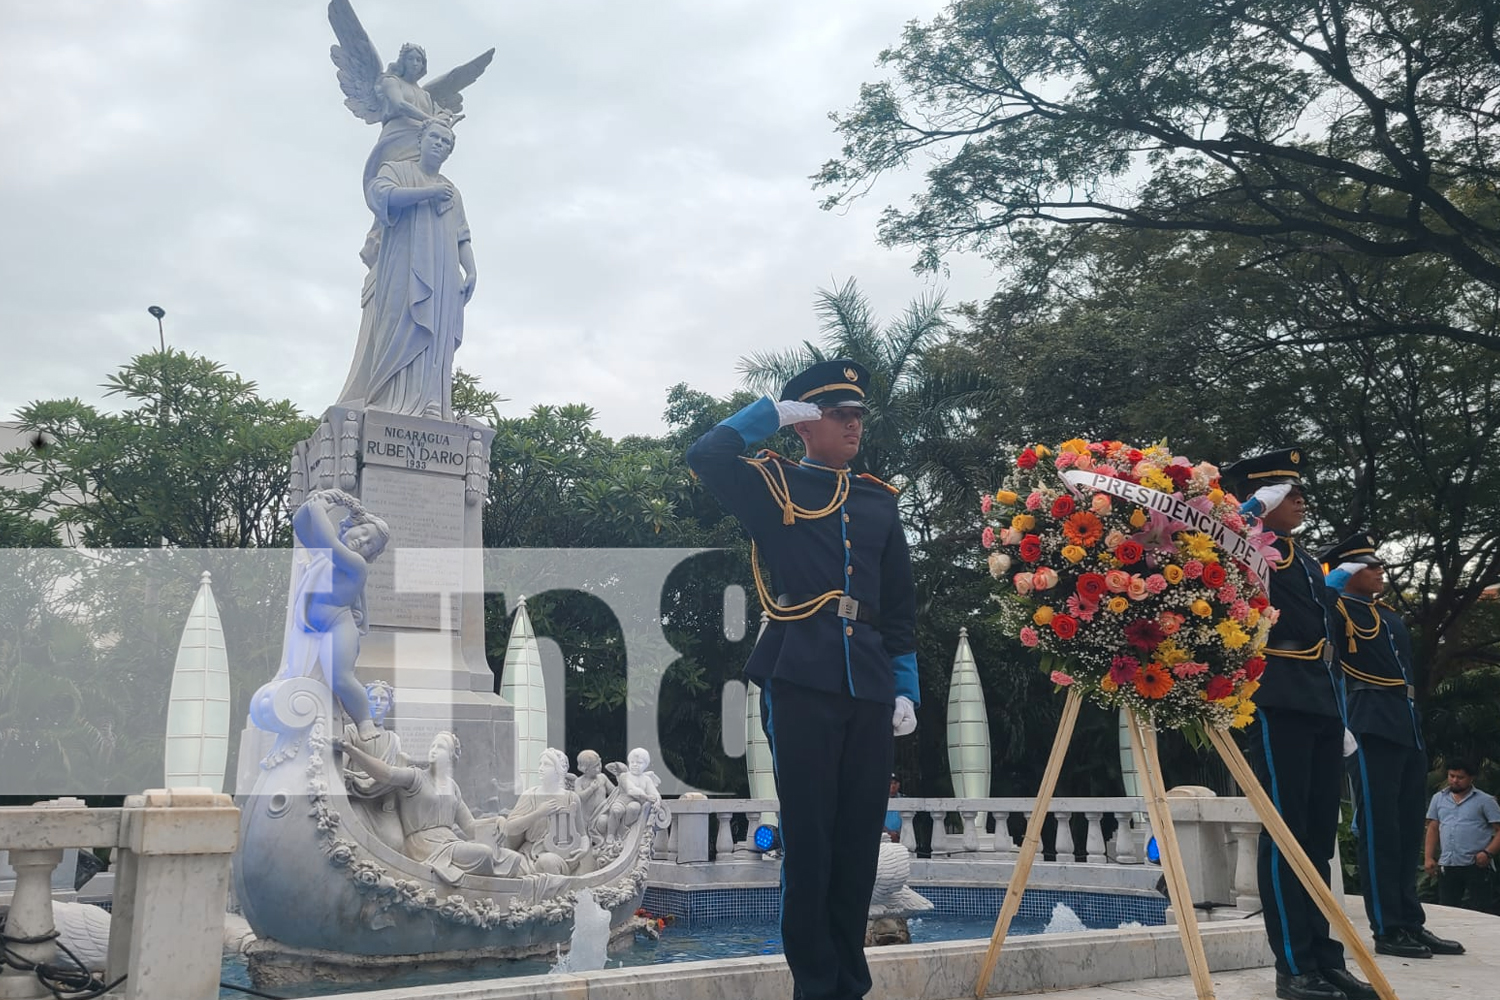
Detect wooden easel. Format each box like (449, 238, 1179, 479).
(972, 689, 1397, 1000)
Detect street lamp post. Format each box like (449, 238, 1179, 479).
(148, 305, 166, 352)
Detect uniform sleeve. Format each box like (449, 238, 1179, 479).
(879, 507, 919, 705)
(685, 397, 780, 528)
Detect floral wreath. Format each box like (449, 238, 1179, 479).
(981, 439, 1279, 732)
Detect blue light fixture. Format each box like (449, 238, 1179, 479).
(753, 824, 781, 852)
(1146, 836, 1160, 863)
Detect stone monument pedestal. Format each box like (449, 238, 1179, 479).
(239, 404, 512, 810)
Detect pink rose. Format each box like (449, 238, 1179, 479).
(1013, 572, 1034, 596)
(1025, 491, 1045, 511)
(1032, 566, 1060, 591)
(1183, 560, 1204, 580)
(1105, 569, 1132, 593)
(1091, 494, 1113, 516)
(999, 527, 1023, 546)
(1126, 575, 1150, 601)
(1049, 669, 1074, 686)
(1019, 626, 1040, 648)
(1158, 611, 1186, 635)
(981, 494, 993, 514)
(1105, 529, 1128, 550)
(982, 525, 996, 549)
(1145, 574, 1168, 594)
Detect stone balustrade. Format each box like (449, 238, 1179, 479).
(660, 794, 1265, 911)
(0, 789, 239, 1000)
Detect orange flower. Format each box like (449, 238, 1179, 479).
(1133, 663, 1175, 699)
(1062, 511, 1104, 547)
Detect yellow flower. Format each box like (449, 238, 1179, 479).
(1099, 675, 1119, 693)
(1191, 599, 1213, 617)
(1181, 532, 1219, 561)
(1060, 438, 1091, 455)
(1130, 509, 1147, 529)
(1163, 564, 1184, 584)
(1231, 709, 1256, 730)
(1246, 608, 1260, 627)
(1155, 639, 1189, 666)
(1139, 470, 1174, 493)
(1011, 514, 1036, 532)
(1107, 596, 1129, 614)
(1033, 606, 1055, 626)
(1061, 545, 1086, 564)
(1035, 445, 1052, 458)
(1216, 620, 1250, 649)
(995, 490, 1019, 505)
(1208, 488, 1224, 504)
(1238, 679, 1260, 700)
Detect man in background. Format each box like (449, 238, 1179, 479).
(1426, 760, 1500, 913)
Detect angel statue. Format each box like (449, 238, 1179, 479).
(327, 0, 494, 254)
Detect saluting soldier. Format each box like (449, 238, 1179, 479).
(686, 359, 919, 1000)
(1221, 449, 1373, 1000)
(1322, 533, 1464, 960)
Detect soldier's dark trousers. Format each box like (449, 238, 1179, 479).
(1347, 733, 1427, 936)
(1245, 706, 1346, 976)
(761, 678, 893, 1000)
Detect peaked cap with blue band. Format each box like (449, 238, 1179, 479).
(780, 358, 870, 409)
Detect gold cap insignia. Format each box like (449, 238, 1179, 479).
(1290, 451, 1300, 464)
(844, 367, 859, 382)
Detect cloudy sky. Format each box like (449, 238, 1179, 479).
(2, 0, 995, 439)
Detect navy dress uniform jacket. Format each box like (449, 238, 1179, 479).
(1258, 536, 1342, 717)
(1335, 595, 1422, 746)
(685, 397, 919, 707)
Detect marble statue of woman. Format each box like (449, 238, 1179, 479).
(503, 748, 596, 875)
(337, 119, 476, 420)
(335, 732, 530, 884)
(341, 681, 406, 851)
(327, 0, 494, 229)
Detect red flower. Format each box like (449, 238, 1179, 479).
(1019, 534, 1043, 562)
(1201, 562, 1227, 588)
(1244, 657, 1266, 681)
(1249, 594, 1269, 611)
(1109, 655, 1140, 684)
(1076, 572, 1108, 602)
(1018, 448, 1039, 469)
(1123, 619, 1166, 651)
(1051, 614, 1079, 639)
(1051, 495, 1076, 518)
(1126, 449, 1144, 462)
(1205, 676, 1234, 700)
(1114, 540, 1144, 565)
(1164, 465, 1192, 488)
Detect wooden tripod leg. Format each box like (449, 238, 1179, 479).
(973, 687, 1083, 999)
(1125, 709, 1216, 1000)
(1205, 727, 1399, 1000)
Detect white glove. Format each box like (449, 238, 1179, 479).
(1343, 728, 1358, 758)
(1239, 482, 1293, 517)
(775, 400, 823, 428)
(892, 696, 917, 737)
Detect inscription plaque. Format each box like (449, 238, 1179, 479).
(363, 411, 469, 476)
(361, 465, 466, 629)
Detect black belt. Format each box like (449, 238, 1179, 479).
(1265, 638, 1334, 664)
(1345, 677, 1415, 699)
(776, 593, 880, 626)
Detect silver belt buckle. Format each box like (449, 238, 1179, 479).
(1321, 642, 1334, 666)
(1407, 683, 1416, 700)
(837, 595, 859, 620)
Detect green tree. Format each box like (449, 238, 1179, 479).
(817, 0, 1500, 351)
(2, 350, 314, 548)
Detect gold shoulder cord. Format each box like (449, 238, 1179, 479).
(1335, 597, 1383, 653)
(1271, 537, 1295, 571)
(744, 454, 850, 622)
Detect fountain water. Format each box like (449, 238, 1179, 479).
(550, 889, 612, 973)
(1042, 901, 1088, 934)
